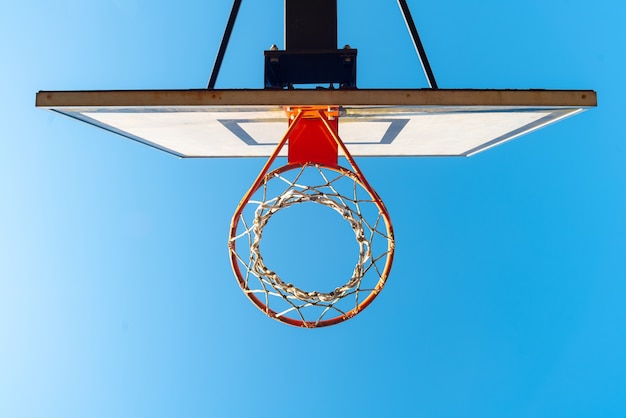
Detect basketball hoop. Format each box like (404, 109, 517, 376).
(36, 0, 596, 329)
(228, 109, 395, 327)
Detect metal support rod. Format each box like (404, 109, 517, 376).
(208, 0, 242, 89)
(397, 0, 438, 89)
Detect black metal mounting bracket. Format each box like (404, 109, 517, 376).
(207, 0, 438, 89)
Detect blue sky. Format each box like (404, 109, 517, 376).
(1, 0, 624, 417)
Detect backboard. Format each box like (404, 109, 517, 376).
(36, 89, 595, 158)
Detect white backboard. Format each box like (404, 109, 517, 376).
(36, 89, 596, 157)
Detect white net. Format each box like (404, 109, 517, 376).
(229, 163, 394, 327)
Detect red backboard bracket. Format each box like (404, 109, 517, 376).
(286, 106, 340, 167)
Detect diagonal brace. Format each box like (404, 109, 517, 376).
(397, 0, 438, 89)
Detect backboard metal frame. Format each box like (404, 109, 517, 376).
(36, 88, 595, 108)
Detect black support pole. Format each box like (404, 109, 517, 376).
(397, 0, 438, 89)
(208, 0, 242, 89)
